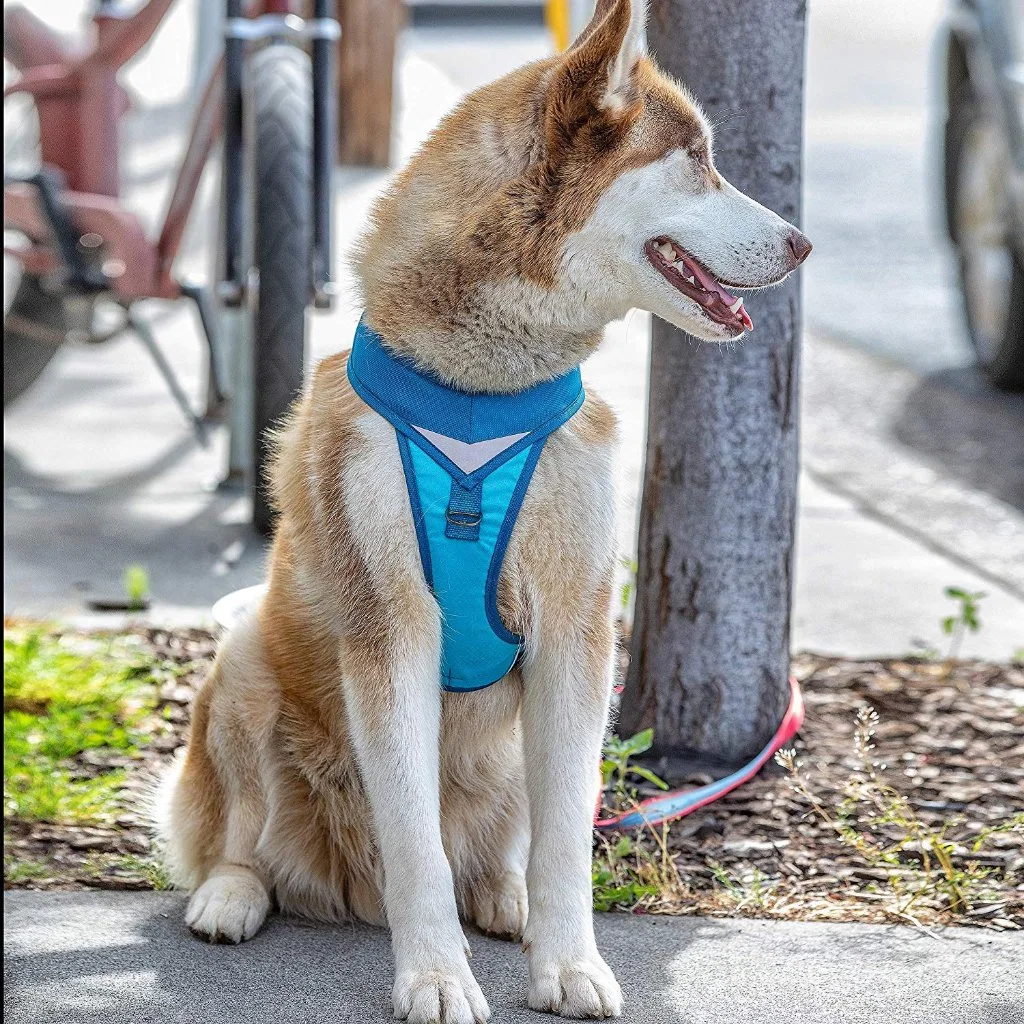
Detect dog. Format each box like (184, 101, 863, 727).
(159, 1, 810, 1020)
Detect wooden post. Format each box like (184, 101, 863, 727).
(618, 0, 807, 772)
(337, 0, 404, 167)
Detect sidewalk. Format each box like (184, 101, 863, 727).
(6, 891, 1022, 1024)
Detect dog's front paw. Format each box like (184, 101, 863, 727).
(468, 871, 528, 939)
(186, 867, 269, 944)
(393, 963, 490, 1024)
(527, 953, 622, 1019)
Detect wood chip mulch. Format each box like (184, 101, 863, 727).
(5, 629, 1022, 931)
(610, 653, 1023, 931)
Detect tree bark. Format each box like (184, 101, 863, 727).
(337, 0, 404, 167)
(619, 0, 807, 770)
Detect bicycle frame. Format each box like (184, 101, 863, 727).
(3, 0, 337, 306)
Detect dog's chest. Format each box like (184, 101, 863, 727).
(342, 399, 615, 687)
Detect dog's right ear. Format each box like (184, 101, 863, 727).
(545, 0, 648, 154)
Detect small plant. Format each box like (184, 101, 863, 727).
(708, 860, 778, 912)
(3, 851, 53, 884)
(940, 586, 985, 660)
(775, 706, 1021, 923)
(592, 819, 687, 913)
(601, 728, 668, 812)
(619, 557, 638, 613)
(123, 565, 150, 611)
(593, 728, 680, 913)
(592, 834, 658, 911)
(84, 853, 174, 891)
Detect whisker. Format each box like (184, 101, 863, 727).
(707, 111, 746, 134)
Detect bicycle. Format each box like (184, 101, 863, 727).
(3, 0, 339, 533)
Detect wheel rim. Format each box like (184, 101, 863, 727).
(955, 116, 1014, 364)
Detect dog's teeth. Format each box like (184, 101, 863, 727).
(685, 275, 696, 284)
(729, 298, 744, 313)
(658, 243, 675, 259)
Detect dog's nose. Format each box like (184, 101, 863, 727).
(787, 229, 812, 267)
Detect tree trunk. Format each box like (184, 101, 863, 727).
(337, 0, 404, 167)
(618, 0, 807, 771)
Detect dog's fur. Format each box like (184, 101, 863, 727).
(160, 2, 808, 1020)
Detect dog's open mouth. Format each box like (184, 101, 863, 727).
(645, 237, 754, 333)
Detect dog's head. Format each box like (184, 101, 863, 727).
(358, 0, 810, 386)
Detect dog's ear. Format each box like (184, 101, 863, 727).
(546, 0, 647, 153)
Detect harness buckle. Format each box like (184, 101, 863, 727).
(446, 509, 482, 528)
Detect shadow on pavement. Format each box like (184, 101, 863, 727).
(891, 366, 1024, 513)
(4, 892, 705, 1024)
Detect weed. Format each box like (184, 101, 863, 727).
(708, 860, 779, 912)
(592, 834, 658, 911)
(125, 854, 173, 891)
(592, 821, 688, 913)
(82, 852, 175, 891)
(123, 565, 150, 611)
(4, 627, 159, 824)
(593, 728, 684, 912)
(3, 851, 53, 884)
(941, 586, 985, 660)
(619, 557, 638, 613)
(601, 728, 668, 813)
(775, 705, 1021, 923)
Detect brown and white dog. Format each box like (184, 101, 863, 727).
(159, 1, 810, 1020)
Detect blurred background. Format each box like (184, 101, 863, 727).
(4, 0, 1023, 657)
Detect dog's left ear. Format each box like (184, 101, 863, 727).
(546, 0, 648, 151)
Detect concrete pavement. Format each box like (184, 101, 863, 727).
(6, 892, 1023, 1024)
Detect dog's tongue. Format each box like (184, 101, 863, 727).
(683, 255, 754, 330)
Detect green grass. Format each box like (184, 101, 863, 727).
(4, 627, 159, 825)
(3, 850, 54, 883)
(108, 853, 174, 891)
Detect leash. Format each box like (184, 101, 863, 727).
(594, 676, 804, 831)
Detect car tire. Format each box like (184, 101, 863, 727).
(947, 83, 1024, 391)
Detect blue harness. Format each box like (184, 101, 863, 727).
(347, 319, 585, 692)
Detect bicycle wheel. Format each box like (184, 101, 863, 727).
(3, 271, 68, 407)
(3, 87, 66, 406)
(248, 44, 312, 534)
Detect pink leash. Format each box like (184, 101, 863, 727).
(595, 676, 804, 831)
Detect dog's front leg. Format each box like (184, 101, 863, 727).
(521, 598, 622, 1019)
(342, 632, 489, 1024)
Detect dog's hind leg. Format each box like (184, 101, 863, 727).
(161, 617, 277, 944)
(442, 686, 530, 941)
(341, 623, 490, 1024)
(457, 802, 529, 941)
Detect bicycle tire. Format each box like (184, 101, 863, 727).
(3, 273, 68, 407)
(248, 44, 312, 534)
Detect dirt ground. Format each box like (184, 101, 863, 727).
(5, 627, 1022, 932)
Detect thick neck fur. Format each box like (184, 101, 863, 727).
(361, 285, 611, 395)
(352, 58, 623, 395)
